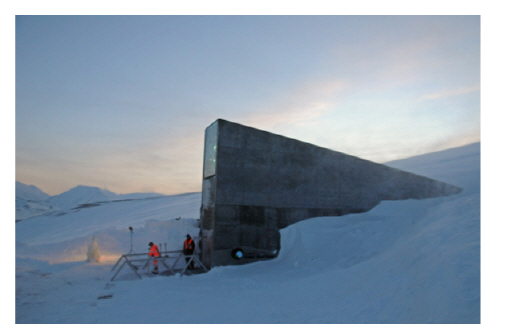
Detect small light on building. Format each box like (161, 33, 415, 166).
(231, 248, 244, 260)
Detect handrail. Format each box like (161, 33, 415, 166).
(110, 250, 207, 281)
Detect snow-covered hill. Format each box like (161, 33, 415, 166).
(15, 183, 165, 221)
(385, 142, 480, 195)
(16, 181, 50, 201)
(15, 182, 58, 222)
(47, 185, 165, 210)
(15, 143, 481, 324)
(47, 185, 119, 210)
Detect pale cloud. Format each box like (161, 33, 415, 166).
(329, 35, 440, 89)
(330, 23, 478, 95)
(242, 79, 348, 130)
(419, 85, 480, 101)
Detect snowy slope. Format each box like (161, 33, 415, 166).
(15, 183, 166, 221)
(16, 181, 50, 201)
(16, 192, 202, 263)
(15, 182, 58, 222)
(15, 143, 481, 324)
(385, 142, 480, 195)
(47, 185, 119, 210)
(47, 185, 165, 210)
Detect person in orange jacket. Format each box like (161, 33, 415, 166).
(148, 242, 160, 274)
(183, 234, 196, 269)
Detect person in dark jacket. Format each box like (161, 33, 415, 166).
(183, 234, 196, 269)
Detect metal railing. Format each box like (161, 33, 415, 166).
(110, 250, 208, 281)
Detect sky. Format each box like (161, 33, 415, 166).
(15, 15, 480, 196)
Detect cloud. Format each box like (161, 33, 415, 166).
(327, 20, 479, 96)
(241, 79, 348, 130)
(419, 84, 480, 101)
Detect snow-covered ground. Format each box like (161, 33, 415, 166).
(15, 143, 481, 326)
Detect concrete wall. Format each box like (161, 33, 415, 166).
(199, 119, 462, 268)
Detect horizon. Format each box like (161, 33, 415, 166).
(15, 15, 480, 196)
(17, 141, 480, 197)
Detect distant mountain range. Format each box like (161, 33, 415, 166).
(15, 182, 164, 222)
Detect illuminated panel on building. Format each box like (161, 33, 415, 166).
(203, 121, 218, 179)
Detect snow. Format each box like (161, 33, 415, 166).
(47, 185, 165, 210)
(15, 182, 58, 222)
(14, 143, 488, 327)
(15, 183, 166, 221)
(15, 182, 50, 202)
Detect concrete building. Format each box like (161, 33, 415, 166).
(199, 119, 462, 269)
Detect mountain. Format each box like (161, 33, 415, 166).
(48, 186, 164, 209)
(16, 181, 50, 201)
(15, 182, 59, 222)
(47, 185, 118, 210)
(15, 183, 166, 221)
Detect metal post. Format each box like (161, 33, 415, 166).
(128, 227, 134, 254)
(111, 255, 124, 271)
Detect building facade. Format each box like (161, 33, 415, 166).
(199, 119, 462, 269)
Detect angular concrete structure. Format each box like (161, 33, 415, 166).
(199, 119, 462, 269)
